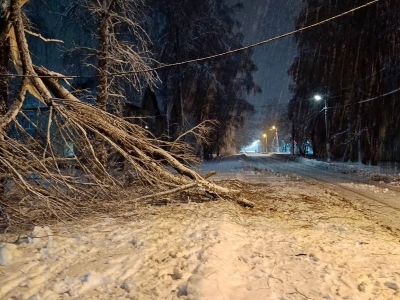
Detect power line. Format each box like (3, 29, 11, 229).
(272, 82, 400, 112)
(326, 86, 400, 110)
(358, 87, 400, 104)
(0, 0, 380, 79)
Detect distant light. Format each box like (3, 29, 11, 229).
(271, 126, 276, 130)
(145, 125, 149, 129)
(314, 95, 322, 101)
(263, 134, 266, 137)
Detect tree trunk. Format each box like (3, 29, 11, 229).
(356, 105, 362, 163)
(175, 26, 184, 138)
(165, 0, 183, 139)
(0, 28, 8, 197)
(95, 8, 110, 167)
(0, 38, 8, 118)
(97, 12, 109, 111)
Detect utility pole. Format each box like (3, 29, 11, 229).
(323, 99, 330, 163)
(291, 121, 295, 155)
(315, 95, 330, 163)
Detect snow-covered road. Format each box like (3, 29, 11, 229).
(1, 154, 400, 299)
(206, 153, 400, 235)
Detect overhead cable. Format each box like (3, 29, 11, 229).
(0, 0, 380, 79)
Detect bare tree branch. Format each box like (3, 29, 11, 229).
(24, 29, 64, 43)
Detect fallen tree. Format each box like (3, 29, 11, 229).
(0, 0, 240, 232)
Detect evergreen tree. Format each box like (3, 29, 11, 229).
(150, 0, 260, 157)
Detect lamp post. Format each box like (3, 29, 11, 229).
(262, 133, 267, 153)
(271, 126, 279, 153)
(314, 94, 330, 163)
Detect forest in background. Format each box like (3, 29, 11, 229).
(1, 0, 260, 158)
(1, 0, 398, 165)
(289, 0, 400, 164)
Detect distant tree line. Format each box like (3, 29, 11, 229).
(288, 0, 400, 164)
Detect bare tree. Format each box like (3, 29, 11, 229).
(0, 0, 237, 231)
(83, 0, 158, 111)
(0, 1, 9, 197)
(78, 0, 161, 166)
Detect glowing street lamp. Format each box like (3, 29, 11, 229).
(314, 95, 322, 101)
(314, 94, 330, 162)
(271, 126, 280, 153)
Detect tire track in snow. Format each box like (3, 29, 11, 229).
(243, 154, 400, 234)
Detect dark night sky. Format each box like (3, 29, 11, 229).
(227, 0, 301, 116)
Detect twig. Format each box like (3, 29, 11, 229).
(205, 271, 216, 278)
(24, 29, 64, 43)
(203, 171, 216, 178)
(43, 106, 53, 159)
(287, 288, 316, 300)
(236, 198, 255, 208)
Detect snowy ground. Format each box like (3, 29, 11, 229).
(1, 155, 400, 300)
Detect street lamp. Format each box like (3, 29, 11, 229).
(314, 94, 330, 162)
(262, 133, 267, 153)
(271, 126, 280, 153)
